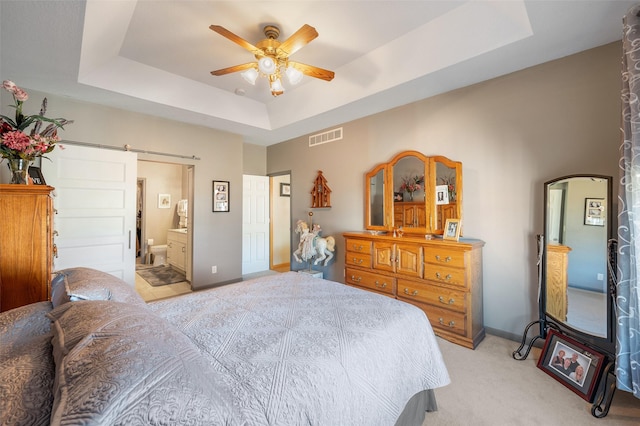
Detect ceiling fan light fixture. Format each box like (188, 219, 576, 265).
(286, 66, 303, 85)
(241, 68, 259, 85)
(258, 57, 276, 75)
(270, 77, 284, 96)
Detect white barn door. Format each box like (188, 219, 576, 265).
(41, 144, 137, 284)
(242, 175, 270, 274)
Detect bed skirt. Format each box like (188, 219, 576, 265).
(395, 389, 438, 426)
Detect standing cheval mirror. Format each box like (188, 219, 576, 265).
(541, 174, 615, 358)
(513, 174, 617, 418)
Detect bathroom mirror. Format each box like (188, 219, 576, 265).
(364, 151, 462, 235)
(542, 174, 615, 356)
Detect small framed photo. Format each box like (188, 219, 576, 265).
(584, 198, 605, 226)
(213, 180, 229, 212)
(28, 166, 46, 185)
(443, 218, 461, 241)
(537, 329, 606, 402)
(435, 184, 449, 205)
(158, 194, 171, 209)
(393, 192, 403, 202)
(280, 182, 291, 197)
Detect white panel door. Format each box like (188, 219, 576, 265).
(41, 144, 137, 284)
(242, 175, 270, 274)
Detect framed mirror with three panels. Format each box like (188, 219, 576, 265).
(365, 150, 462, 235)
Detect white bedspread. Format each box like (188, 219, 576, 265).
(148, 272, 450, 425)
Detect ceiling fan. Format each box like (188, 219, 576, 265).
(209, 24, 335, 96)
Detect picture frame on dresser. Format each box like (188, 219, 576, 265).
(443, 219, 461, 241)
(28, 166, 46, 185)
(537, 329, 605, 402)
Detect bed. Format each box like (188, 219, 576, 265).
(0, 267, 450, 426)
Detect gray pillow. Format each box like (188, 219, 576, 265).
(47, 300, 245, 425)
(52, 267, 145, 308)
(0, 301, 55, 426)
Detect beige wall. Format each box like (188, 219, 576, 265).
(267, 42, 621, 339)
(0, 90, 246, 289)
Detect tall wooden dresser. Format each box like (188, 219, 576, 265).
(0, 184, 55, 312)
(344, 232, 485, 349)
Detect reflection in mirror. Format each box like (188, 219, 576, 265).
(393, 156, 425, 202)
(369, 168, 385, 227)
(545, 176, 610, 338)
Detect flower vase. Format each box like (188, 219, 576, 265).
(408, 192, 414, 201)
(7, 158, 30, 184)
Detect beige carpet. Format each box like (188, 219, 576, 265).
(425, 334, 640, 425)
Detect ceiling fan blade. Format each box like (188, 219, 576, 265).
(278, 24, 318, 56)
(210, 63, 256, 76)
(209, 25, 262, 55)
(289, 62, 335, 81)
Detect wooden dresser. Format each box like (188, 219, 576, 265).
(344, 232, 485, 349)
(545, 244, 571, 322)
(0, 185, 55, 312)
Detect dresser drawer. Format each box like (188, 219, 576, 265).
(423, 246, 465, 268)
(419, 304, 467, 337)
(397, 279, 466, 313)
(345, 268, 395, 295)
(423, 263, 467, 289)
(345, 238, 372, 254)
(345, 251, 371, 268)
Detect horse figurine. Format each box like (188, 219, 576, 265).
(293, 219, 336, 266)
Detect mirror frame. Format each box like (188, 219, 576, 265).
(364, 150, 462, 235)
(541, 174, 616, 358)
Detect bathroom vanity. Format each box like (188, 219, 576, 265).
(167, 229, 187, 274)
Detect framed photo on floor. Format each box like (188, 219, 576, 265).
(537, 329, 605, 402)
(213, 180, 229, 212)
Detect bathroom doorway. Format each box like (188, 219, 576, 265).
(136, 160, 194, 282)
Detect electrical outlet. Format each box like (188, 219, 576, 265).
(211, 266, 217, 274)
(597, 273, 604, 281)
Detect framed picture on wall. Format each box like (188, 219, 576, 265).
(584, 198, 605, 226)
(280, 182, 290, 197)
(213, 180, 229, 212)
(537, 329, 605, 402)
(158, 194, 171, 209)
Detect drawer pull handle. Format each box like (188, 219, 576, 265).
(352, 245, 364, 251)
(435, 255, 452, 262)
(352, 258, 363, 264)
(435, 272, 452, 281)
(439, 296, 455, 305)
(438, 318, 456, 328)
(403, 288, 418, 296)
(350, 275, 362, 283)
(374, 281, 387, 289)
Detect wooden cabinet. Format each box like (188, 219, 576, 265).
(394, 202, 426, 228)
(437, 202, 457, 230)
(167, 230, 187, 273)
(546, 244, 571, 322)
(0, 185, 54, 312)
(343, 232, 485, 349)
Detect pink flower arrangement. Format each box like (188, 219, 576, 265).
(0, 80, 72, 162)
(399, 175, 424, 194)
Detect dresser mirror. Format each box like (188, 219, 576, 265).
(364, 150, 462, 235)
(542, 174, 615, 356)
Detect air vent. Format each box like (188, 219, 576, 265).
(309, 127, 343, 147)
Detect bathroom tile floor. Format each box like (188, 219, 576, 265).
(135, 271, 192, 302)
(134, 264, 289, 303)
